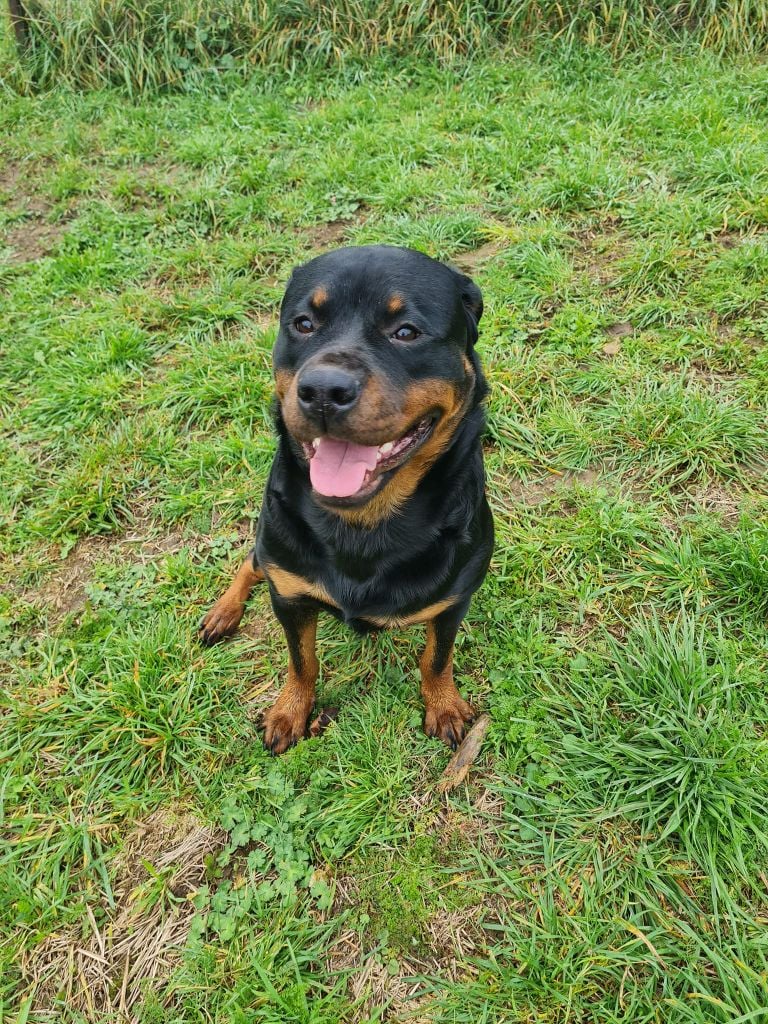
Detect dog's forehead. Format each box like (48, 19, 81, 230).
(284, 245, 459, 310)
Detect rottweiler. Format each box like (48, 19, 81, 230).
(199, 245, 493, 754)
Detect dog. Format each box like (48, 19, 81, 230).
(199, 245, 493, 754)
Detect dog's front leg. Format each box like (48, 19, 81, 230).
(263, 598, 319, 755)
(199, 548, 264, 644)
(420, 604, 474, 750)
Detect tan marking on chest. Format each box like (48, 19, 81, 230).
(364, 597, 456, 629)
(265, 564, 339, 607)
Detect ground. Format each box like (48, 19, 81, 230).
(2, 45, 768, 1023)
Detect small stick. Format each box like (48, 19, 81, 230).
(437, 713, 491, 793)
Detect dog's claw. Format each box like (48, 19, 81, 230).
(262, 704, 312, 756)
(424, 697, 474, 749)
(198, 600, 245, 645)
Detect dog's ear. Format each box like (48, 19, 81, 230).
(459, 275, 483, 323)
(453, 270, 483, 345)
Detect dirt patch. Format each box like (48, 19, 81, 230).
(306, 219, 351, 247)
(571, 220, 630, 286)
(303, 210, 369, 251)
(24, 524, 190, 623)
(494, 466, 602, 507)
(303, 219, 358, 250)
(453, 239, 503, 274)
(3, 219, 68, 263)
(22, 805, 225, 1022)
(0, 158, 71, 263)
(0, 162, 20, 194)
(604, 321, 633, 338)
(557, 609, 628, 646)
(0, 160, 45, 207)
(122, 527, 188, 557)
(707, 227, 768, 249)
(712, 229, 741, 249)
(601, 323, 633, 357)
(675, 480, 749, 525)
(30, 536, 116, 620)
(686, 362, 741, 388)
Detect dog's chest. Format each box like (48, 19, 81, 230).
(263, 559, 453, 629)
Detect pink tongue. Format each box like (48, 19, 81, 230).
(309, 437, 380, 497)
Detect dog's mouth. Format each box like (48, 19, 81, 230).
(300, 416, 436, 503)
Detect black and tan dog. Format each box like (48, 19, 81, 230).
(199, 245, 493, 754)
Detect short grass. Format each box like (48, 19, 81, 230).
(2, 37, 768, 1024)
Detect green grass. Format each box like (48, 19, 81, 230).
(2, 35, 768, 1024)
(4, 0, 768, 92)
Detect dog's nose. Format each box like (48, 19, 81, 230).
(297, 366, 361, 420)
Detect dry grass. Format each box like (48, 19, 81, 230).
(22, 807, 224, 1021)
(327, 883, 487, 1022)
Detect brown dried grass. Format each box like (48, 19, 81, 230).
(22, 806, 224, 1022)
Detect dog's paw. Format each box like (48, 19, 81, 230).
(198, 598, 244, 645)
(262, 704, 311, 755)
(424, 697, 474, 751)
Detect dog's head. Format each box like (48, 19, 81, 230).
(273, 245, 484, 515)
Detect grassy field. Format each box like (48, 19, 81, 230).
(2, 37, 768, 1023)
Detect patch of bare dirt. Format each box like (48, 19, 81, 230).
(303, 209, 369, 251)
(557, 608, 628, 646)
(22, 805, 225, 1022)
(686, 362, 741, 388)
(674, 480, 750, 525)
(571, 220, 630, 286)
(453, 239, 503, 274)
(604, 321, 633, 338)
(122, 527, 187, 556)
(305, 219, 351, 247)
(26, 527, 188, 623)
(493, 466, 602, 507)
(602, 324, 633, 357)
(31, 536, 116, 620)
(0, 158, 70, 263)
(4, 220, 66, 263)
(712, 229, 741, 249)
(708, 226, 768, 249)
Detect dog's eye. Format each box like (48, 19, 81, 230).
(392, 324, 420, 342)
(294, 316, 315, 335)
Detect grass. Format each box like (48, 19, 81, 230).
(2, 30, 768, 1024)
(4, 0, 768, 93)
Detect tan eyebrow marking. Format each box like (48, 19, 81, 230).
(310, 286, 328, 307)
(386, 293, 405, 315)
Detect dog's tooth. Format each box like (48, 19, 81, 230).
(379, 441, 394, 455)
(312, 437, 321, 449)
